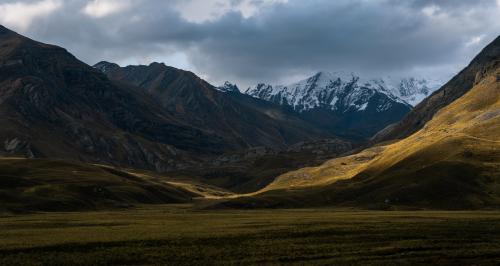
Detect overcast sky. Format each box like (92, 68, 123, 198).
(1, 0, 499, 88)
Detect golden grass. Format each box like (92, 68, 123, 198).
(260, 146, 384, 191)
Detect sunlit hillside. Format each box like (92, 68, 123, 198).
(230, 65, 499, 209)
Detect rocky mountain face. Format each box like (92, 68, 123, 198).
(94, 61, 336, 150)
(0, 25, 233, 171)
(216, 81, 240, 93)
(373, 35, 500, 143)
(245, 72, 414, 139)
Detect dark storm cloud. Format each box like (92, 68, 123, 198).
(4, 0, 499, 87)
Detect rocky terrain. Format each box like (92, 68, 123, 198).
(216, 81, 240, 93)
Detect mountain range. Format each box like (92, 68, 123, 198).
(243, 72, 422, 139)
(245, 72, 439, 109)
(0, 25, 347, 174)
(93, 61, 332, 150)
(220, 72, 440, 140)
(0, 23, 498, 212)
(0, 25, 229, 172)
(221, 35, 500, 209)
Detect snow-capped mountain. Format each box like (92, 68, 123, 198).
(245, 71, 408, 113)
(243, 72, 416, 139)
(216, 81, 240, 93)
(245, 72, 440, 111)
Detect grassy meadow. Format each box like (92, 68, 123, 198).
(1, 205, 500, 265)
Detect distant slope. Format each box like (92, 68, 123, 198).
(168, 138, 353, 194)
(220, 36, 500, 209)
(245, 72, 413, 139)
(0, 158, 198, 213)
(373, 35, 500, 142)
(95, 61, 335, 149)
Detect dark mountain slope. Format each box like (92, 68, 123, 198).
(0, 25, 226, 171)
(373, 35, 500, 142)
(95, 61, 334, 149)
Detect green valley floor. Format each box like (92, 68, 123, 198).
(1, 205, 500, 265)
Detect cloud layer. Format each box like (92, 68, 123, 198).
(2, 0, 499, 88)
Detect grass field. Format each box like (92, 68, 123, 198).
(1, 205, 500, 265)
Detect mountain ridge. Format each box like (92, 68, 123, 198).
(0, 25, 229, 172)
(94, 61, 338, 150)
(244, 71, 415, 139)
(216, 81, 240, 93)
(245, 71, 439, 109)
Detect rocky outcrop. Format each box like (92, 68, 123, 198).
(3, 138, 35, 158)
(216, 81, 240, 93)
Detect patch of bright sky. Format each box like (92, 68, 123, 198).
(0, 0, 62, 31)
(82, 0, 133, 18)
(466, 35, 486, 47)
(174, 0, 288, 23)
(421, 4, 440, 17)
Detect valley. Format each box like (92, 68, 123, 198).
(0, 25, 498, 212)
(0, 26, 499, 213)
(0, 1, 498, 262)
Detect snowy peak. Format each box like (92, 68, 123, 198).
(246, 71, 413, 114)
(245, 71, 420, 139)
(246, 72, 441, 113)
(216, 81, 240, 93)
